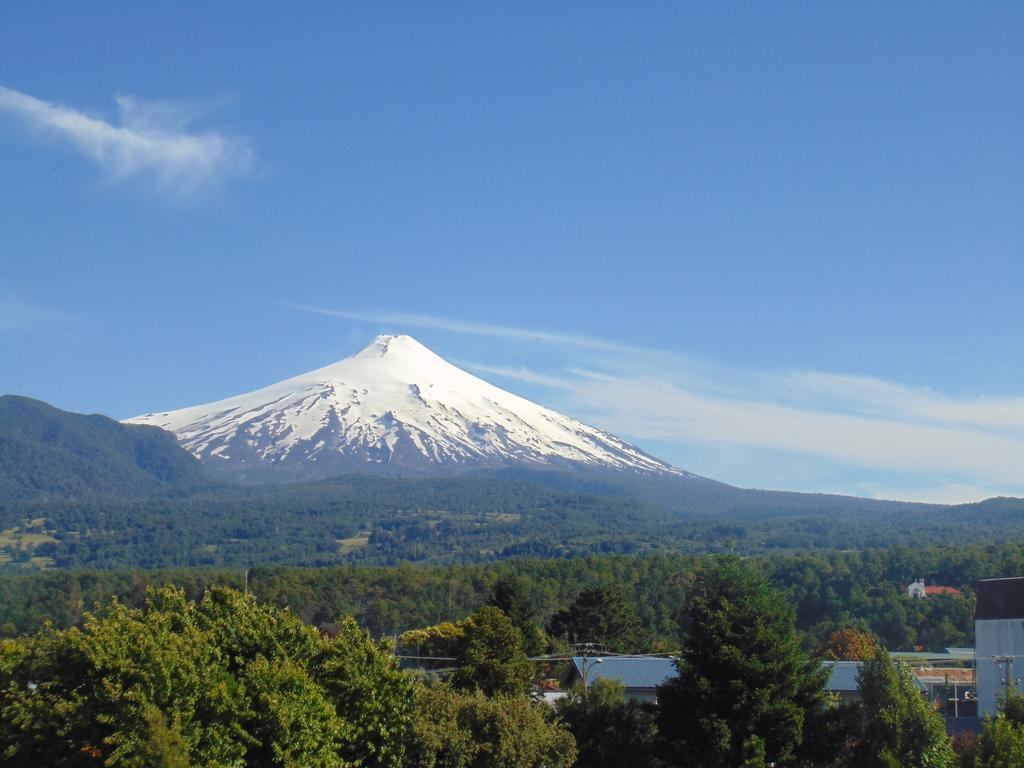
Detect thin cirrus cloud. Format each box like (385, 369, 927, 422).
(293, 306, 1024, 501)
(0, 84, 252, 194)
(478, 364, 1024, 494)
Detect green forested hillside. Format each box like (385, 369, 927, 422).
(0, 395, 210, 501)
(3, 473, 1024, 570)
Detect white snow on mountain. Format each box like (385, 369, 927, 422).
(127, 334, 688, 479)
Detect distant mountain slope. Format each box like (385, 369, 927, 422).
(128, 335, 692, 482)
(473, 466, 937, 517)
(0, 395, 209, 502)
(1, 471, 1019, 570)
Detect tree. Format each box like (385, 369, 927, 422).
(852, 649, 954, 768)
(452, 606, 533, 696)
(548, 586, 650, 653)
(0, 586, 411, 767)
(819, 628, 882, 660)
(958, 717, 1024, 768)
(489, 575, 545, 656)
(135, 706, 191, 768)
(656, 556, 828, 768)
(406, 681, 577, 768)
(958, 688, 1024, 767)
(555, 678, 663, 768)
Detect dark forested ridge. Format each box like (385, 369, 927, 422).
(2, 543, 1021, 651)
(0, 395, 211, 501)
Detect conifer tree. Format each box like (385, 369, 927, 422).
(656, 556, 827, 768)
(490, 575, 545, 656)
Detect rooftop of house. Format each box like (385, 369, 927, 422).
(822, 661, 928, 694)
(925, 585, 963, 596)
(568, 656, 679, 690)
(911, 667, 975, 684)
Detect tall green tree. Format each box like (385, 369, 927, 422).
(548, 586, 650, 653)
(452, 606, 533, 696)
(656, 556, 828, 768)
(852, 649, 954, 768)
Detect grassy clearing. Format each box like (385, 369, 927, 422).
(337, 535, 370, 554)
(0, 526, 58, 548)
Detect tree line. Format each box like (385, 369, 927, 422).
(3, 541, 1023, 651)
(3, 557, 1022, 766)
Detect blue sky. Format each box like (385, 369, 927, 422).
(1, 3, 1021, 503)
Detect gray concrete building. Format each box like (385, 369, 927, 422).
(975, 577, 1024, 718)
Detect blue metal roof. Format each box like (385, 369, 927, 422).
(822, 661, 927, 693)
(570, 656, 678, 690)
(823, 661, 863, 692)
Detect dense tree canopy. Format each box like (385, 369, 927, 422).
(0, 586, 411, 767)
(1, 541, 1012, 655)
(406, 681, 577, 768)
(452, 606, 534, 696)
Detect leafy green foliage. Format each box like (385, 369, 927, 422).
(852, 650, 955, 768)
(406, 681, 577, 768)
(957, 688, 1024, 767)
(958, 716, 1024, 768)
(452, 606, 533, 696)
(0, 586, 411, 767)
(657, 556, 828, 768)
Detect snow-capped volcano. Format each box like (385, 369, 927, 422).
(127, 335, 686, 481)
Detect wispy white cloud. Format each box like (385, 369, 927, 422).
(0, 85, 252, 194)
(482, 365, 1024, 494)
(775, 371, 1024, 430)
(289, 305, 668, 357)
(466, 363, 578, 390)
(0, 298, 73, 331)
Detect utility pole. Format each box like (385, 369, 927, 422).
(995, 655, 1018, 701)
(575, 642, 604, 693)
